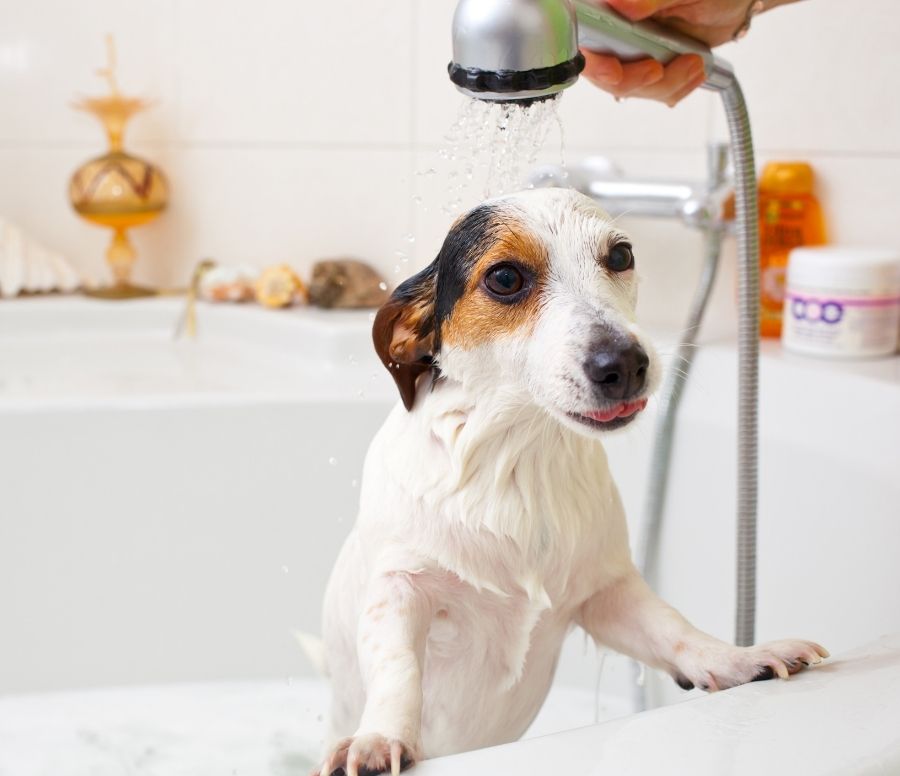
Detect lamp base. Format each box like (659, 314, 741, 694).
(83, 282, 158, 300)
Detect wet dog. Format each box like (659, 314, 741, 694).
(315, 188, 827, 775)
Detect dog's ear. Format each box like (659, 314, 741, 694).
(372, 260, 438, 411)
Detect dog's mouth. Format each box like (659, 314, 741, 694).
(568, 398, 648, 431)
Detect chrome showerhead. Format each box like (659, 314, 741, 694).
(448, 0, 584, 102)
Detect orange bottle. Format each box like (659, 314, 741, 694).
(758, 162, 826, 338)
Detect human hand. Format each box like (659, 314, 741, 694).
(581, 0, 773, 105)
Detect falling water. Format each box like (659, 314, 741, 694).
(439, 95, 564, 212)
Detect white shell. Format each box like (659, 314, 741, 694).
(0, 218, 81, 298)
(198, 264, 259, 302)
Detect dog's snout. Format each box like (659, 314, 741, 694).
(583, 340, 649, 400)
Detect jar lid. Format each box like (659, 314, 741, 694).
(760, 162, 815, 196)
(787, 246, 900, 291)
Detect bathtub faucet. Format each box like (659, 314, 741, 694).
(529, 143, 733, 230)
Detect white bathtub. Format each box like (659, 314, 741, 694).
(1, 296, 899, 772)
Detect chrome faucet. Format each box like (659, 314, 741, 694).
(529, 143, 733, 230)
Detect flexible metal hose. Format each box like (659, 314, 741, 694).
(631, 78, 759, 710)
(722, 79, 759, 650)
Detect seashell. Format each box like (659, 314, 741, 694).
(0, 218, 80, 298)
(255, 264, 308, 309)
(198, 264, 258, 303)
(308, 258, 390, 309)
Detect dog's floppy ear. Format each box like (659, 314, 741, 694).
(372, 260, 438, 411)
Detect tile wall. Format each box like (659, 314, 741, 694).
(0, 0, 897, 333)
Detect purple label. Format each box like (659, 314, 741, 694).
(790, 298, 844, 325)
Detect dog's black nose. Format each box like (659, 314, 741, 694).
(583, 340, 649, 400)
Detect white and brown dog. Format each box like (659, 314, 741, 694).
(316, 188, 827, 775)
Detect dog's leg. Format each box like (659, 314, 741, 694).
(579, 568, 828, 692)
(316, 571, 431, 776)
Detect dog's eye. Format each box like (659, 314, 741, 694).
(483, 264, 525, 298)
(607, 244, 635, 273)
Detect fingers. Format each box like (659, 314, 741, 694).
(582, 50, 665, 95)
(581, 51, 706, 107)
(603, 0, 678, 21)
(633, 53, 706, 106)
(581, 51, 625, 88)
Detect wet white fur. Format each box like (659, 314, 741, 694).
(319, 189, 826, 771)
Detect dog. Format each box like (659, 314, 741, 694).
(315, 188, 827, 775)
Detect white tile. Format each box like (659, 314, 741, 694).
(139, 146, 415, 287)
(800, 154, 900, 248)
(174, 0, 413, 145)
(711, 0, 900, 155)
(0, 146, 415, 288)
(0, 0, 178, 145)
(557, 78, 715, 154)
(0, 146, 111, 284)
(411, 0, 460, 148)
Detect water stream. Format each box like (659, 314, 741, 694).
(439, 94, 566, 211)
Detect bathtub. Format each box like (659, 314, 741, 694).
(1, 296, 899, 773)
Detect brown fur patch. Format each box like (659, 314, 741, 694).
(372, 268, 437, 411)
(440, 218, 547, 349)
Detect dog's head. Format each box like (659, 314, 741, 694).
(373, 188, 660, 435)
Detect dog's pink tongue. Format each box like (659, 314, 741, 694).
(584, 398, 647, 423)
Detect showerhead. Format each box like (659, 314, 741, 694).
(449, 0, 734, 102)
(448, 0, 584, 102)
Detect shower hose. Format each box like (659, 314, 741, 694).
(632, 78, 759, 710)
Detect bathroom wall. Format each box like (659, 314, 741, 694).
(1, 0, 898, 333)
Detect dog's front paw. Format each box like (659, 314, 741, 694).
(673, 639, 829, 692)
(314, 734, 415, 776)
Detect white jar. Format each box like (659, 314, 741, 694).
(782, 246, 900, 358)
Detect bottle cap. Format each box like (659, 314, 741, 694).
(760, 162, 815, 196)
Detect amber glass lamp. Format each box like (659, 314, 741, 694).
(69, 37, 168, 299)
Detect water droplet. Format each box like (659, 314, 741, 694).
(281, 565, 289, 574)
(378, 282, 388, 291)
(347, 354, 356, 364)
(316, 713, 324, 722)
(357, 389, 365, 398)
(412, 195, 423, 205)
(351, 479, 359, 489)
(328, 456, 338, 466)
(404, 233, 416, 243)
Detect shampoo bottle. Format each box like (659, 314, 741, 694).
(758, 162, 826, 338)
